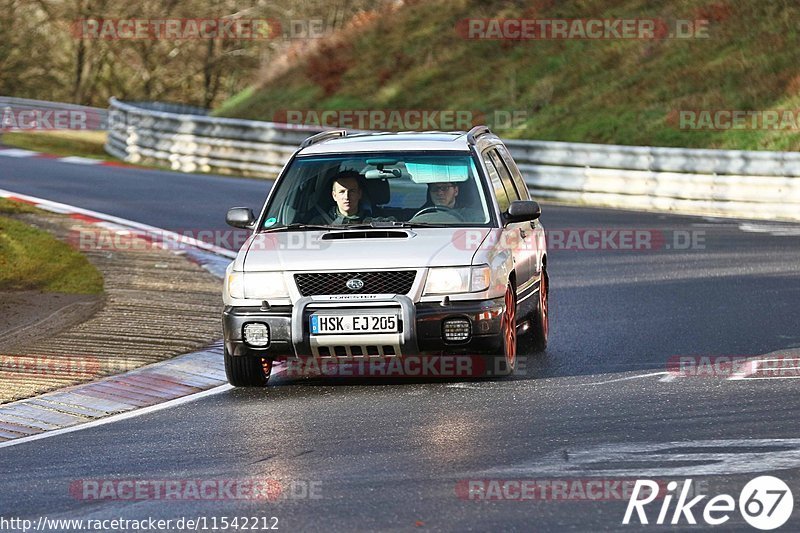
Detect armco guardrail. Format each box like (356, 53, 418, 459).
(503, 140, 800, 220)
(0, 96, 107, 130)
(104, 97, 797, 221)
(106, 98, 317, 176)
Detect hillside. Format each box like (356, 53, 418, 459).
(215, 0, 800, 150)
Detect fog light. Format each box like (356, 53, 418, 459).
(243, 323, 270, 347)
(443, 318, 471, 342)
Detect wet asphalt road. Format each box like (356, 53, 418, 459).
(1, 154, 799, 531)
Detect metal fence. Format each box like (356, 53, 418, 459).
(504, 140, 800, 220)
(105, 98, 317, 177)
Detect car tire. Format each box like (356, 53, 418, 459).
(224, 348, 270, 387)
(494, 284, 518, 377)
(527, 269, 549, 353)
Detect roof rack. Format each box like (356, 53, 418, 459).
(299, 129, 347, 148)
(466, 125, 492, 145)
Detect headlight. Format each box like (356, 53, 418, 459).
(244, 271, 290, 299)
(226, 271, 289, 300)
(424, 265, 491, 295)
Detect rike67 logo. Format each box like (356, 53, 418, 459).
(623, 476, 793, 530)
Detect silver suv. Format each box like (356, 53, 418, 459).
(222, 126, 548, 385)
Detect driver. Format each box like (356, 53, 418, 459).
(414, 180, 483, 223)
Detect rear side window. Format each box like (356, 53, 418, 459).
(496, 145, 531, 201)
(488, 149, 521, 202)
(482, 152, 510, 212)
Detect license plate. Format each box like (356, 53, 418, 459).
(310, 314, 399, 335)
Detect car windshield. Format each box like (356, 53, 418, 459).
(259, 152, 492, 230)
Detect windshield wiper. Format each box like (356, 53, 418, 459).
(263, 221, 452, 232)
(261, 223, 334, 233)
(345, 221, 450, 229)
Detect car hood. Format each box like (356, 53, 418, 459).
(242, 228, 491, 271)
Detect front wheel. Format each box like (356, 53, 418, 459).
(224, 348, 271, 387)
(494, 284, 518, 376)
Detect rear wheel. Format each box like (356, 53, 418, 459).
(224, 347, 270, 387)
(528, 269, 549, 352)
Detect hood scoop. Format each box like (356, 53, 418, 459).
(322, 230, 410, 241)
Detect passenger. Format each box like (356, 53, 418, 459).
(311, 171, 370, 225)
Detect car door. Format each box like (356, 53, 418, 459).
(488, 148, 537, 293)
(481, 148, 533, 295)
(496, 143, 545, 264)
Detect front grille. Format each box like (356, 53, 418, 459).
(294, 271, 416, 296)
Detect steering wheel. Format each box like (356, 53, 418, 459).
(411, 205, 466, 222)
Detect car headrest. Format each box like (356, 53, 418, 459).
(365, 178, 390, 205)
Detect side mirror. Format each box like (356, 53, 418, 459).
(226, 207, 256, 229)
(505, 200, 541, 223)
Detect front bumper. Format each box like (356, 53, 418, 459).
(223, 295, 505, 358)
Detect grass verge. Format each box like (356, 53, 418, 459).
(1, 130, 110, 159)
(0, 199, 104, 294)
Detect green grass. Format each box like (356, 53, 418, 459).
(0, 198, 41, 215)
(217, 0, 800, 151)
(1, 130, 110, 159)
(0, 199, 104, 295)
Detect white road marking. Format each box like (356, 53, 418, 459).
(580, 371, 669, 385)
(0, 148, 38, 157)
(739, 375, 800, 380)
(0, 384, 233, 449)
(738, 222, 800, 237)
(37, 204, 75, 214)
(446, 382, 488, 389)
(484, 439, 800, 477)
(727, 361, 759, 380)
(57, 156, 103, 165)
(729, 357, 800, 381)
